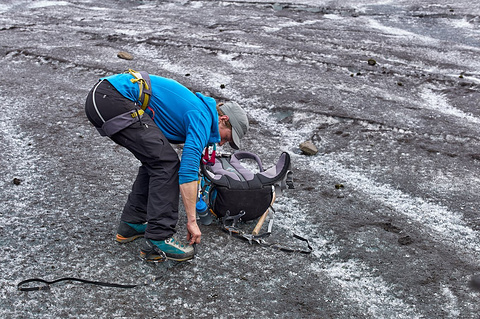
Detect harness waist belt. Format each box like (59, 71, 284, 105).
(97, 109, 144, 137)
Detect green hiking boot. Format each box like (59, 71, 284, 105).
(116, 221, 147, 243)
(140, 237, 195, 262)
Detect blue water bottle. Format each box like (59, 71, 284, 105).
(196, 198, 212, 225)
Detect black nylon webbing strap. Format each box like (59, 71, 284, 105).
(17, 277, 138, 292)
(18, 261, 185, 292)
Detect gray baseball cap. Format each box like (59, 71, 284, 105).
(219, 101, 249, 149)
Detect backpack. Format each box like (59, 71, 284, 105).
(200, 151, 293, 222)
(199, 150, 312, 254)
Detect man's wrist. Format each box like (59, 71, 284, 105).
(187, 217, 198, 224)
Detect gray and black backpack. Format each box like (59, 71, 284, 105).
(199, 150, 311, 253)
(200, 151, 293, 222)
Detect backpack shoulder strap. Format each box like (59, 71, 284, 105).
(201, 153, 263, 189)
(256, 152, 294, 194)
(229, 151, 264, 181)
(201, 151, 294, 192)
(201, 156, 244, 188)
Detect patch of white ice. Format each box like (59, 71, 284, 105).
(420, 87, 480, 125)
(29, 1, 70, 9)
(308, 155, 480, 255)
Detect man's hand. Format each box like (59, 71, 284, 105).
(180, 181, 202, 245)
(187, 220, 201, 244)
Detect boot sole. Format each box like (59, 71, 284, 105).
(116, 234, 144, 243)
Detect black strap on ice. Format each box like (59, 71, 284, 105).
(17, 277, 138, 292)
(18, 262, 184, 292)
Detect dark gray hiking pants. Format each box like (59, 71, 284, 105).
(85, 80, 180, 241)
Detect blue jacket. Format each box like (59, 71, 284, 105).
(102, 73, 220, 184)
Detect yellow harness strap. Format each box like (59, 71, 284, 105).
(127, 69, 151, 110)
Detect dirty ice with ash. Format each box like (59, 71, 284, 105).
(1, 0, 480, 318)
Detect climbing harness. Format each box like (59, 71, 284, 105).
(94, 69, 152, 137)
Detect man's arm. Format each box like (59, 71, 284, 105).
(179, 180, 202, 245)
